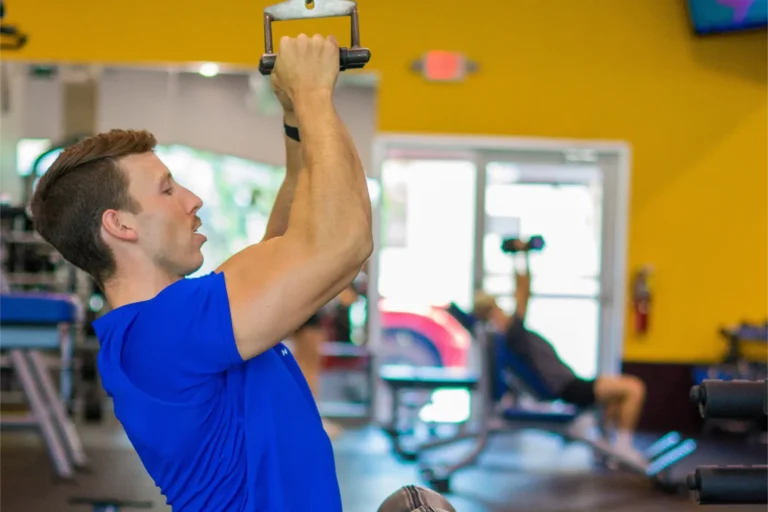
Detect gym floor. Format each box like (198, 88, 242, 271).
(2, 413, 766, 512)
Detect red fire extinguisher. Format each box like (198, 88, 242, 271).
(632, 266, 653, 336)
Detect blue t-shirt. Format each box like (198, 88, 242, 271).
(93, 272, 342, 511)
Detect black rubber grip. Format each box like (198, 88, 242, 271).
(690, 380, 767, 420)
(258, 54, 277, 75)
(687, 466, 768, 505)
(258, 46, 371, 76)
(339, 46, 371, 71)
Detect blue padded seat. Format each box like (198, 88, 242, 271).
(0, 294, 77, 325)
(502, 407, 578, 423)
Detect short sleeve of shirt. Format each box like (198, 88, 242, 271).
(120, 272, 244, 401)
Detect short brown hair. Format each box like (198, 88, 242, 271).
(30, 129, 157, 286)
(472, 292, 498, 321)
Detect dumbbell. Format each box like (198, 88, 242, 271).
(501, 235, 545, 254)
(258, 0, 371, 75)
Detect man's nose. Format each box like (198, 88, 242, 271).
(187, 190, 203, 213)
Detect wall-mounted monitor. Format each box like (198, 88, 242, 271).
(688, 0, 768, 34)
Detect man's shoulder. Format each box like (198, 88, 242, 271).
(156, 272, 225, 302)
(105, 273, 224, 323)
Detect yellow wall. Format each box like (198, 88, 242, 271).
(5, 0, 767, 363)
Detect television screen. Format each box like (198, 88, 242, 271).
(688, 0, 768, 34)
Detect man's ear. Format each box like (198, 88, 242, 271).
(101, 209, 139, 242)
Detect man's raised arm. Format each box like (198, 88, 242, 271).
(262, 105, 302, 241)
(217, 34, 372, 361)
(513, 253, 531, 322)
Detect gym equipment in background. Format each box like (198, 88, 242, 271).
(500, 235, 545, 254)
(380, 303, 697, 494)
(380, 305, 471, 368)
(378, 305, 474, 456)
(258, 0, 371, 75)
(0, 293, 88, 479)
(687, 379, 768, 505)
(693, 322, 767, 440)
(720, 322, 768, 372)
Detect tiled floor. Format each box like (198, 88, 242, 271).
(1, 415, 766, 512)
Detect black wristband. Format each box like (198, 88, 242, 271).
(284, 124, 300, 142)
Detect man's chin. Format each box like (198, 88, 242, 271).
(181, 255, 205, 277)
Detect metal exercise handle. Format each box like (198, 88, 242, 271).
(258, 2, 371, 76)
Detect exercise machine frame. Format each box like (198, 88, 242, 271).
(380, 322, 697, 494)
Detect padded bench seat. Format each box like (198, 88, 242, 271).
(0, 294, 77, 325)
(1, 294, 78, 350)
(502, 406, 578, 423)
(379, 364, 480, 390)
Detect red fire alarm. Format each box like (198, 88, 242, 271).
(411, 51, 478, 82)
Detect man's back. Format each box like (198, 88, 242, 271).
(94, 273, 342, 511)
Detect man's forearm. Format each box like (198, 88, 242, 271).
(514, 254, 531, 320)
(286, 90, 372, 260)
(263, 112, 303, 241)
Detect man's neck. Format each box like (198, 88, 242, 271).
(103, 269, 181, 309)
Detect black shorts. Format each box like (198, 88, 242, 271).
(560, 377, 597, 408)
(298, 313, 323, 331)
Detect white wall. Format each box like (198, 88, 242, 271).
(3, 65, 377, 204)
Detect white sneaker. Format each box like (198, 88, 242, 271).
(567, 413, 598, 439)
(610, 444, 647, 470)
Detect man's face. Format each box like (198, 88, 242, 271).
(120, 152, 206, 277)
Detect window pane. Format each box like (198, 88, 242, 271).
(378, 159, 477, 310)
(483, 273, 600, 297)
(525, 297, 599, 379)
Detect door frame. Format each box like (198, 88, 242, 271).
(367, 133, 632, 419)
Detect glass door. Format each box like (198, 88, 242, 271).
(481, 159, 604, 378)
(369, 152, 478, 425)
(376, 156, 477, 365)
(368, 136, 631, 425)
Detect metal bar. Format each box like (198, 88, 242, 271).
(28, 350, 88, 468)
(7, 350, 74, 479)
(0, 414, 37, 427)
(350, 8, 360, 47)
(263, 14, 274, 54)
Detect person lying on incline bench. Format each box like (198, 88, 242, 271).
(472, 247, 647, 463)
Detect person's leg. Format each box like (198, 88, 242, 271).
(601, 398, 622, 435)
(594, 375, 646, 450)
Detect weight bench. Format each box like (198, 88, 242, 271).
(379, 304, 697, 494)
(0, 293, 89, 479)
(379, 364, 480, 460)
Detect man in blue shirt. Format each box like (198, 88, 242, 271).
(29, 34, 372, 511)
